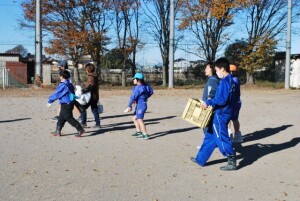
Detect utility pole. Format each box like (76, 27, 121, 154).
(285, 0, 292, 89)
(168, 0, 174, 88)
(35, 0, 42, 86)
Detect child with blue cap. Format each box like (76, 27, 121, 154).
(125, 73, 153, 139)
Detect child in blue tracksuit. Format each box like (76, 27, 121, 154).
(191, 58, 239, 171)
(47, 70, 85, 137)
(202, 62, 219, 102)
(196, 62, 219, 150)
(228, 64, 243, 143)
(126, 73, 153, 140)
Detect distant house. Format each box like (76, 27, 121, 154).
(174, 58, 191, 72)
(274, 53, 300, 88)
(190, 60, 206, 68)
(0, 53, 21, 62)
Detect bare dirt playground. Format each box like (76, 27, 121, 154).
(0, 87, 299, 201)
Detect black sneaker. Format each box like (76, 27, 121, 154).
(92, 125, 101, 129)
(132, 132, 141, 137)
(51, 130, 61, 137)
(141, 134, 150, 140)
(75, 129, 85, 137)
(50, 116, 59, 122)
(81, 123, 88, 128)
(190, 157, 197, 163)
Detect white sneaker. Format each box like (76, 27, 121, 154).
(196, 145, 200, 149)
(234, 132, 243, 143)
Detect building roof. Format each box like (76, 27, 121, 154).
(0, 53, 21, 57)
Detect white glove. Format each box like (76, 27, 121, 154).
(124, 107, 131, 113)
(46, 103, 52, 108)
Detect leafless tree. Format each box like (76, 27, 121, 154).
(142, 0, 182, 87)
(5, 45, 28, 57)
(113, 0, 141, 86)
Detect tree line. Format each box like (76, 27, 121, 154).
(21, 0, 300, 85)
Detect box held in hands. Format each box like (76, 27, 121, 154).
(181, 98, 213, 128)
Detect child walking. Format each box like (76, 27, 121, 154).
(228, 64, 243, 143)
(77, 63, 100, 128)
(125, 73, 153, 140)
(47, 70, 85, 137)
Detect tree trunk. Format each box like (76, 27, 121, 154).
(162, 66, 167, 87)
(121, 70, 126, 87)
(122, 58, 126, 87)
(162, 53, 168, 87)
(132, 50, 136, 76)
(73, 65, 79, 85)
(246, 72, 254, 85)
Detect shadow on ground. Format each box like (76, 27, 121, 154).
(0, 118, 31, 123)
(149, 126, 198, 139)
(242, 125, 293, 143)
(204, 125, 298, 169)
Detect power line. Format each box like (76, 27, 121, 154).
(0, 43, 34, 45)
(0, 4, 20, 7)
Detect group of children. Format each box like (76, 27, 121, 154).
(47, 62, 101, 137)
(191, 58, 242, 171)
(47, 65, 153, 140)
(47, 58, 242, 170)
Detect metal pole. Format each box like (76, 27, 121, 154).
(2, 68, 4, 89)
(285, 0, 292, 89)
(168, 0, 174, 88)
(35, 0, 42, 80)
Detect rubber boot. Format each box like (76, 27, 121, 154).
(51, 126, 62, 136)
(220, 155, 237, 171)
(74, 124, 85, 137)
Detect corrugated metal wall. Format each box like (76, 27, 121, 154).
(6, 62, 28, 85)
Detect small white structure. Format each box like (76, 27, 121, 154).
(274, 53, 300, 88)
(290, 57, 300, 88)
(174, 59, 191, 72)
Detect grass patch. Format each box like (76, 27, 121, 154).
(253, 81, 284, 89)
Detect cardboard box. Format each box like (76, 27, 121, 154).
(181, 98, 213, 128)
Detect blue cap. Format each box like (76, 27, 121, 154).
(132, 73, 144, 80)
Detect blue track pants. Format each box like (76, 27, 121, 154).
(195, 113, 235, 166)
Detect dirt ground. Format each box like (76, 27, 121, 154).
(0, 87, 299, 201)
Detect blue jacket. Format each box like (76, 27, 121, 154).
(48, 80, 75, 104)
(233, 75, 241, 103)
(128, 84, 153, 107)
(206, 74, 239, 116)
(202, 75, 219, 101)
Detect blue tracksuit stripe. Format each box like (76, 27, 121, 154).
(213, 113, 232, 157)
